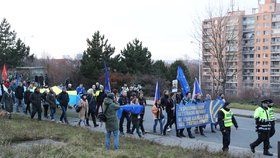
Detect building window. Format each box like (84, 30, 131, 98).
(263, 76, 268, 80)
(256, 38, 261, 43)
(263, 54, 268, 58)
(256, 61, 261, 66)
(257, 54, 261, 58)
(263, 46, 269, 50)
(263, 38, 269, 43)
(256, 76, 260, 80)
(263, 61, 269, 65)
(256, 69, 261, 73)
(263, 15, 270, 20)
(263, 31, 270, 35)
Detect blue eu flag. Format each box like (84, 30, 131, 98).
(176, 66, 190, 96)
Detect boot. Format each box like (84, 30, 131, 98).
(263, 150, 273, 156)
(249, 144, 255, 153)
(176, 133, 182, 138)
(188, 133, 195, 139)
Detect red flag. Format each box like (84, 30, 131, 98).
(2, 64, 7, 81)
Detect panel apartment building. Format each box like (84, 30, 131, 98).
(202, 0, 280, 98)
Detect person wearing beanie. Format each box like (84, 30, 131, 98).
(217, 102, 238, 152)
(103, 93, 120, 150)
(250, 100, 273, 156)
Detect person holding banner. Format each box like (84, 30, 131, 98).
(138, 92, 147, 134)
(118, 91, 131, 135)
(194, 94, 206, 136)
(218, 102, 238, 152)
(130, 95, 142, 138)
(178, 92, 195, 138)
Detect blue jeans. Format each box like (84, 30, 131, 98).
(153, 118, 163, 134)
(60, 106, 68, 123)
(50, 107, 56, 120)
(105, 130, 119, 150)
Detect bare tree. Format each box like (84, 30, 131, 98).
(192, 2, 243, 96)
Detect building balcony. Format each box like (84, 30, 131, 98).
(271, 65, 280, 68)
(243, 58, 254, 61)
(243, 28, 254, 32)
(243, 65, 254, 69)
(242, 51, 254, 54)
(271, 72, 280, 76)
(271, 56, 280, 61)
(271, 79, 280, 83)
(243, 72, 254, 76)
(272, 17, 280, 22)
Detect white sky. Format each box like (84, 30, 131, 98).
(0, 0, 258, 60)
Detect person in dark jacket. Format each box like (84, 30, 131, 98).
(137, 92, 146, 134)
(96, 85, 106, 115)
(218, 102, 238, 152)
(24, 87, 32, 115)
(86, 88, 99, 127)
(42, 90, 49, 118)
(15, 82, 24, 113)
(57, 87, 69, 124)
(118, 90, 131, 135)
(47, 88, 57, 121)
(0, 82, 5, 109)
(162, 90, 175, 135)
(1, 88, 15, 117)
(130, 95, 142, 138)
(30, 87, 42, 120)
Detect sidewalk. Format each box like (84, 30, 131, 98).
(146, 100, 280, 121)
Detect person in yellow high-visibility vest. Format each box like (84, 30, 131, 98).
(217, 102, 238, 152)
(250, 100, 273, 156)
(267, 99, 276, 148)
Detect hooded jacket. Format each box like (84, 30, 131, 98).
(103, 97, 120, 131)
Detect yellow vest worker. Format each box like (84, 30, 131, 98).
(250, 100, 273, 156)
(217, 102, 238, 152)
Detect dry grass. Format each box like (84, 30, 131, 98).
(230, 103, 280, 113)
(0, 115, 246, 158)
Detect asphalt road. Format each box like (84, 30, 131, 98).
(140, 106, 280, 154)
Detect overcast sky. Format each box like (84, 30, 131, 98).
(0, 0, 258, 60)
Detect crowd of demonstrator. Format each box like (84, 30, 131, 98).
(0, 79, 276, 156)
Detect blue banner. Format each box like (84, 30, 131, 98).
(176, 101, 210, 129)
(117, 104, 144, 119)
(206, 99, 225, 123)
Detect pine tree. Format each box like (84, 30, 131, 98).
(167, 60, 194, 86)
(120, 39, 152, 74)
(0, 18, 32, 67)
(80, 31, 115, 83)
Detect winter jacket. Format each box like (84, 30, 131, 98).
(218, 107, 238, 130)
(15, 86, 24, 100)
(96, 90, 106, 105)
(103, 97, 120, 132)
(57, 92, 69, 107)
(161, 95, 174, 117)
(78, 99, 88, 120)
(87, 94, 96, 113)
(24, 90, 32, 104)
(30, 91, 42, 107)
(1, 91, 15, 112)
(47, 92, 57, 108)
(118, 95, 129, 106)
(138, 97, 146, 114)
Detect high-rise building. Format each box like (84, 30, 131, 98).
(202, 0, 280, 97)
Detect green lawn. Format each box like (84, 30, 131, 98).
(230, 103, 280, 113)
(0, 115, 246, 158)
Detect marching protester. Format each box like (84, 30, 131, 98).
(179, 92, 195, 138)
(217, 102, 238, 152)
(0, 81, 5, 109)
(30, 87, 42, 120)
(47, 88, 57, 121)
(24, 87, 32, 115)
(103, 93, 120, 150)
(57, 87, 69, 124)
(194, 94, 206, 136)
(250, 100, 273, 156)
(76, 83, 86, 95)
(15, 82, 24, 113)
(96, 85, 106, 115)
(118, 90, 131, 135)
(42, 90, 50, 119)
(77, 94, 89, 126)
(267, 99, 276, 148)
(162, 90, 175, 135)
(86, 88, 99, 127)
(130, 94, 142, 137)
(138, 91, 146, 134)
(152, 99, 164, 134)
(1, 88, 15, 118)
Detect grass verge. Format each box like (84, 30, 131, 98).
(230, 103, 280, 113)
(0, 115, 247, 158)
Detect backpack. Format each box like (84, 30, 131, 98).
(97, 104, 109, 122)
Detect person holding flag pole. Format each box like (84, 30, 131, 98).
(152, 81, 165, 134)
